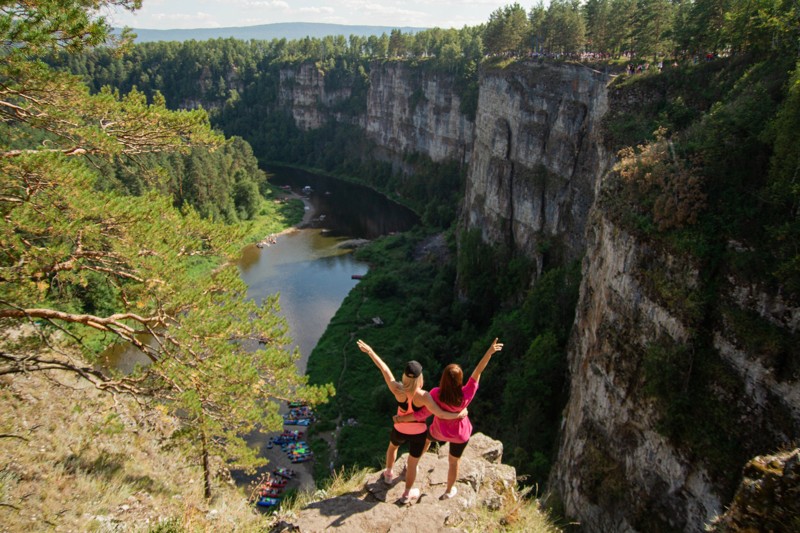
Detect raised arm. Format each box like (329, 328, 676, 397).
(470, 338, 503, 384)
(357, 339, 396, 389)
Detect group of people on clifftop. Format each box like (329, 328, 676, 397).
(357, 337, 503, 504)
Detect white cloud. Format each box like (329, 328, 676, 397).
(298, 6, 335, 15)
(106, 0, 507, 30)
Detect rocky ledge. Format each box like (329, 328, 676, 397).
(708, 448, 800, 532)
(278, 433, 517, 532)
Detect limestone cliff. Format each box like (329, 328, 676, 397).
(461, 61, 611, 269)
(277, 61, 473, 166)
(364, 62, 473, 166)
(278, 59, 611, 265)
(548, 205, 800, 532)
(277, 434, 521, 532)
(278, 63, 360, 131)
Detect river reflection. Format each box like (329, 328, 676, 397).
(243, 166, 419, 367)
(239, 231, 367, 373)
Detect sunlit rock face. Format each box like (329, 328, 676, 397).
(548, 204, 800, 532)
(365, 62, 474, 166)
(461, 61, 612, 272)
(277, 61, 474, 167)
(278, 63, 357, 131)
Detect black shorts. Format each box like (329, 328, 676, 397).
(429, 437, 469, 458)
(389, 427, 428, 458)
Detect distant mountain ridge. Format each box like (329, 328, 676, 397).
(114, 22, 428, 43)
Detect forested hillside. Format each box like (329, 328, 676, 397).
(0, 0, 330, 514)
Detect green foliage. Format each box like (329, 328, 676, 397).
(762, 60, 800, 296)
(467, 263, 580, 486)
(643, 337, 753, 493)
(306, 215, 580, 487)
(484, 3, 532, 55)
(0, 0, 331, 499)
(723, 307, 800, 381)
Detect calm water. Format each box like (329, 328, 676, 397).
(105, 167, 418, 371)
(247, 166, 419, 368)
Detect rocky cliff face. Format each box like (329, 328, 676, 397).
(461, 62, 612, 268)
(275, 59, 800, 532)
(548, 207, 800, 532)
(278, 60, 612, 267)
(278, 63, 359, 131)
(364, 62, 474, 166)
(278, 61, 473, 166)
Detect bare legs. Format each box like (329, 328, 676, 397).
(384, 442, 399, 480)
(404, 455, 420, 493)
(443, 454, 460, 497)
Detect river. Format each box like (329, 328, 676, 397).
(104, 167, 418, 491)
(247, 166, 419, 371)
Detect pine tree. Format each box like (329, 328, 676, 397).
(0, 0, 332, 497)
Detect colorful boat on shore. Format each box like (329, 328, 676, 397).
(283, 417, 312, 426)
(256, 497, 281, 508)
(259, 488, 282, 498)
(273, 467, 296, 479)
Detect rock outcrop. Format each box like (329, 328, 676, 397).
(280, 433, 516, 532)
(708, 448, 800, 532)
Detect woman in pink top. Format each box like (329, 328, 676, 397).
(357, 339, 467, 504)
(397, 337, 503, 500)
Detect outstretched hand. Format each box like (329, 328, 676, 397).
(488, 338, 503, 355)
(357, 339, 372, 354)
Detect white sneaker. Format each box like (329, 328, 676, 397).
(439, 487, 457, 500)
(400, 487, 420, 504)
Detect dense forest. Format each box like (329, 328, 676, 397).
(46, 0, 800, 491)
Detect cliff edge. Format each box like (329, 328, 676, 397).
(276, 433, 527, 532)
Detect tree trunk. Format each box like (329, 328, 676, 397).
(201, 430, 212, 499)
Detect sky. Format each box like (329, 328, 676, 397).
(105, 0, 518, 30)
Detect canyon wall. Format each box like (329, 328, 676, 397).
(277, 61, 473, 166)
(277, 60, 611, 263)
(547, 198, 800, 532)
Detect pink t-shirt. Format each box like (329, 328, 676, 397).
(426, 377, 478, 444)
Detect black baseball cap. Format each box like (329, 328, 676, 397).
(404, 360, 422, 378)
